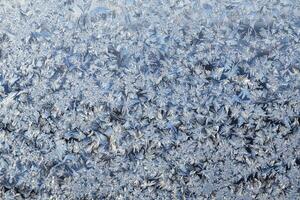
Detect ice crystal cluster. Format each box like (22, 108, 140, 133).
(0, 0, 300, 199)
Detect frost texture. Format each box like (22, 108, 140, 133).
(0, 0, 300, 199)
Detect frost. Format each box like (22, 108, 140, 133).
(0, 0, 299, 199)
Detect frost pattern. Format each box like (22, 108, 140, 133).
(0, 0, 300, 199)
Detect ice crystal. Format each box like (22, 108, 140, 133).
(0, 0, 299, 199)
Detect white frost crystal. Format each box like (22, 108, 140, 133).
(0, 0, 299, 199)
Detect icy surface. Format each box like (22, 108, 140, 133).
(0, 0, 300, 199)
